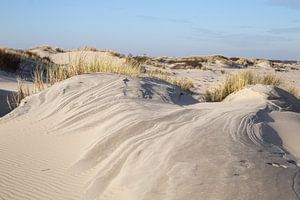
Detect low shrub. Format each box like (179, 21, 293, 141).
(0, 49, 22, 72)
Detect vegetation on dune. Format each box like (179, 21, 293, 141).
(6, 78, 30, 110)
(6, 50, 299, 109)
(123, 54, 299, 72)
(8, 54, 194, 108)
(0, 48, 53, 73)
(205, 70, 282, 102)
(0, 49, 23, 72)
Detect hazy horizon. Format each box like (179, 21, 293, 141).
(1, 0, 300, 60)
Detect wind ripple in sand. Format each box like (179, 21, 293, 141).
(0, 73, 300, 200)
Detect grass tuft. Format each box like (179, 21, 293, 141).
(205, 70, 282, 102)
(7, 78, 30, 109)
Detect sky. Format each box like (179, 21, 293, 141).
(0, 0, 300, 60)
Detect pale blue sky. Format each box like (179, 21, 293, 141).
(0, 0, 300, 59)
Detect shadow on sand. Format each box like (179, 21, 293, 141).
(0, 89, 16, 117)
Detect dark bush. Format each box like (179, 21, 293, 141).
(0, 49, 22, 72)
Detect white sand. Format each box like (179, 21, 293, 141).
(0, 71, 18, 92)
(0, 73, 300, 199)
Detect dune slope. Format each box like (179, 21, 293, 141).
(0, 73, 300, 200)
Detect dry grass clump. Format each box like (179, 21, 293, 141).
(32, 54, 194, 92)
(32, 56, 142, 90)
(125, 56, 148, 67)
(7, 78, 30, 109)
(148, 70, 194, 91)
(205, 70, 282, 102)
(9, 54, 194, 109)
(170, 78, 194, 91)
(7, 56, 142, 108)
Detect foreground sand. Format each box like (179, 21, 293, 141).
(0, 73, 300, 199)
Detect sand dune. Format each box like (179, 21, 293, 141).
(28, 46, 125, 66)
(0, 73, 299, 199)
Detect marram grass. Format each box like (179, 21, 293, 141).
(205, 70, 282, 102)
(8, 55, 194, 108)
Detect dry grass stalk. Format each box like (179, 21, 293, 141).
(7, 78, 30, 110)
